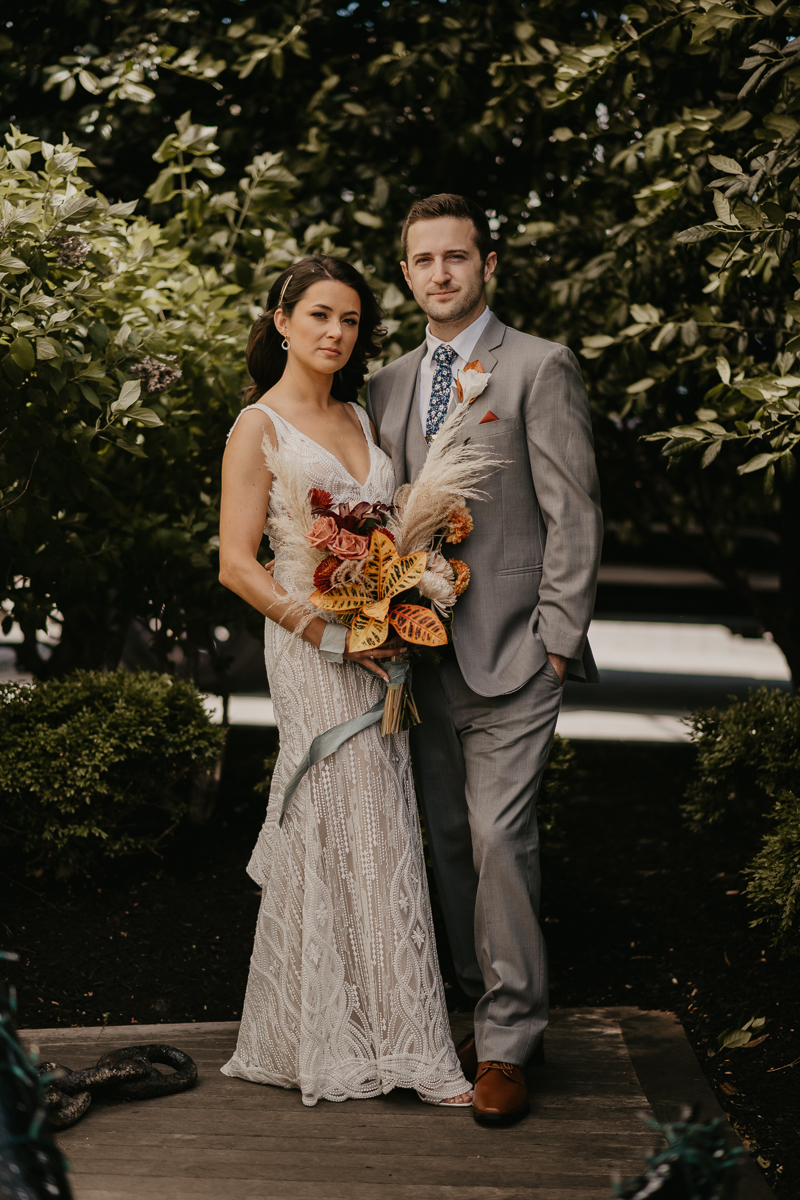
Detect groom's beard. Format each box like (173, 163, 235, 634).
(416, 273, 486, 327)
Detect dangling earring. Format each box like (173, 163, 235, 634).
(281, 338, 290, 351)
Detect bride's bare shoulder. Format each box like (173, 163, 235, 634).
(226, 403, 278, 455)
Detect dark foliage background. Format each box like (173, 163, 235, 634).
(3, 0, 800, 680)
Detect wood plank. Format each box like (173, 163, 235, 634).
(56, 1113, 657, 1142)
(56, 1151, 644, 1183)
(17, 1008, 763, 1200)
(64, 1182, 616, 1200)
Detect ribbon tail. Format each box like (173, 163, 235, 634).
(278, 660, 411, 828)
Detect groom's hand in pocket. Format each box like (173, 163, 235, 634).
(547, 653, 567, 685)
(344, 633, 407, 682)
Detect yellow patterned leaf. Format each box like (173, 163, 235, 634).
(363, 529, 396, 599)
(388, 603, 448, 646)
(362, 595, 391, 621)
(348, 611, 389, 652)
(314, 583, 369, 612)
(334, 611, 357, 628)
(382, 551, 427, 600)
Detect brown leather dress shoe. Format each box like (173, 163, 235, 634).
(472, 1061, 529, 1126)
(455, 1032, 478, 1083)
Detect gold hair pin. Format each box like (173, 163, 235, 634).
(278, 273, 293, 308)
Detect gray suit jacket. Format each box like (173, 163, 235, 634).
(366, 313, 603, 696)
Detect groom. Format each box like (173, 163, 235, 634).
(367, 194, 602, 1125)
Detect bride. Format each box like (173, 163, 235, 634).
(218, 255, 471, 1108)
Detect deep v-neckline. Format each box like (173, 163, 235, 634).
(259, 402, 375, 489)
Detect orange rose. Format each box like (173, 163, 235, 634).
(305, 515, 339, 549)
(328, 528, 370, 560)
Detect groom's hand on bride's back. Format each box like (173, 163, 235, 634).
(345, 633, 407, 682)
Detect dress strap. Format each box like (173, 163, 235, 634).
(349, 401, 374, 445)
(226, 402, 276, 444)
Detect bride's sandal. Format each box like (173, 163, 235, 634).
(417, 1089, 474, 1107)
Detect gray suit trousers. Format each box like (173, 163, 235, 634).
(410, 654, 564, 1066)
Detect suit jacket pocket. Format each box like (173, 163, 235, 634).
(496, 564, 543, 577)
(468, 415, 519, 438)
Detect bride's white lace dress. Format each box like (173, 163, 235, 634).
(221, 401, 468, 1106)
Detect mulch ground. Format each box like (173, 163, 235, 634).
(2, 732, 797, 1197)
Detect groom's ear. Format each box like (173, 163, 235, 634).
(400, 260, 412, 289)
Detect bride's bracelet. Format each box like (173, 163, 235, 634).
(319, 623, 348, 664)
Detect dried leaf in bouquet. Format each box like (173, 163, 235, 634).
(388, 604, 447, 646)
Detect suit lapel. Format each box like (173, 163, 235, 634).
(454, 313, 507, 429)
(379, 343, 425, 488)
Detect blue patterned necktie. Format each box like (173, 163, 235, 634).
(425, 344, 458, 443)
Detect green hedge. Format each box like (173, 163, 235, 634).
(0, 670, 224, 877)
(746, 792, 800, 957)
(682, 687, 800, 835)
(683, 688, 800, 956)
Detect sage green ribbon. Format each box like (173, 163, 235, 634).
(279, 659, 410, 827)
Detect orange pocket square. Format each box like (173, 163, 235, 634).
(478, 410, 500, 424)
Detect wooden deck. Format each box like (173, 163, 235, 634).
(20, 1008, 773, 1200)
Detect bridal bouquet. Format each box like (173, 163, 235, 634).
(262, 391, 500, 734)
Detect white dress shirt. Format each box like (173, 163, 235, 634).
(417, 306, 493, 431)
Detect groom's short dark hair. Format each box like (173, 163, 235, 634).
(401, 194, 492, 263)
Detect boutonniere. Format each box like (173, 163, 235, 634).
(455, 359, 492, 404)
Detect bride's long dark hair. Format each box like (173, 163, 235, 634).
(243, 256, 386, 406)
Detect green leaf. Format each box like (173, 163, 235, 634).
(712, 191, 737, 226)
(57, 194, 97, 222)
(780, 450, 797, 481)
(112, 380, 142, 412)
(145, 167, 177, 205)
(36, 336, 62, 361)
(0, 250, 29, 273)
(353, 210, 384, 228)
(626, 377, 656, 394)
(708, 154, 743, 175)
(761, 201, 786, 225)
(629, 303, 660, 324)
(720, 111, 752, 133)
(716, 357, 731, 386)
(128, 406, 163, 428)
(701, 440, 723, 468)
(8, 149, 32, 171)
(763, 113, 800, 139)
(77, 381, 101, 409)
(738, 452, 778, 475)
(676, 225, 716, 244)
(382, 284, 405, 311)
(9, 336, 35, 370)
(582, 334, 616, 349)
(718, 1028, 752, 1051)
(88, 321, 109, 350)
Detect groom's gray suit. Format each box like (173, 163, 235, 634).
(367, 312, 602, 1065)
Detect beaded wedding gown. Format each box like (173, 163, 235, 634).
(221, 402, 468, 1106)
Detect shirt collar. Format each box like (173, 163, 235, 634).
(424, 306, 493, 364)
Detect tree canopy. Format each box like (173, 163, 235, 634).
(3, 0, 800, 679)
